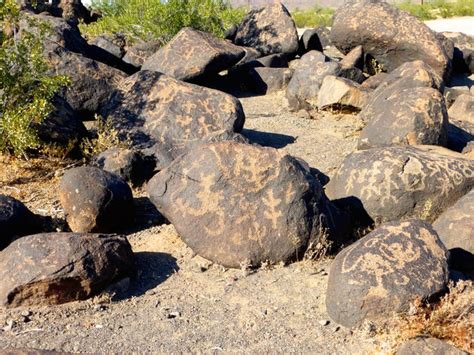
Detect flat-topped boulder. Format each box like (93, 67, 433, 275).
(142, 28, 245, 82)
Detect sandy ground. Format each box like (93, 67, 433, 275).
(0, 92, 390, 353)
(425, 16, 474, 36)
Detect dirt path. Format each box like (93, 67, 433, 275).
(0, 92, 385, 353)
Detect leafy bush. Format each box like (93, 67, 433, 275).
(80, 0, 246, 43)
(0, 0, 68, 157)
(292, 6, 334, 28)
(398, 0, 474, 20)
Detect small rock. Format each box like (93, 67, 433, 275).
(319, 320, 330, 326)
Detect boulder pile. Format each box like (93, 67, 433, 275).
(2, 3, 473, 348)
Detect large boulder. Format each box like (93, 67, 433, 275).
(122, 40, 163, 68)
(442, 31, 474, 74)
(59, 166, 134, 233)
(142, 28, 245, 82)
(448, 94, 474, 124)
(246, 67, 293, 94)
(48, 48, 126, 118)
(433, 189, 474, 272)
(147, 141, 344, 268)
(101, 71, 245, 170)
(330, 0, 451, 81)
(326, 220, 448, 328)
(298, 29, 323, 57)
(286, 51, 364, 111)
(47, 0, 96, 24)
(326, 145, 474, 223)
(396, 337, 467, 355)
(0, 233, 134, 308)
(0, 195, 42, 251)
(234, 3, 299, 57)
(358, 87, 448, 149)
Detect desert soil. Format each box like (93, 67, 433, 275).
(0, 91, 389, 353)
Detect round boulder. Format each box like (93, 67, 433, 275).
(326, 220, 448, 328)
(59, 166, 134, 233)
(148, 141, 336, 268)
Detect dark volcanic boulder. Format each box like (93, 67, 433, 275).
(317, 75, 370, 111)
(0, 195, 42, 251)
(326, 145, 474, 223)
(48, 48, 125, 117)
(101, 71, 245, 170)
(122, 40, 163, 68)
(326, 220, 448, 328)
(90, 34, 126, 59)
(396, 337, 467, 355)
(298, 29, 323, 57)
(247, 67, 293, 94)
(360, 72, 389, 90)
(0, 233, 134, 308)
(330, 0, 451, 81)
(443, 31, 474, 74)
(448, 94, 474, 124)
(59, 166, 134, 233)
(358, 87, 448, 149)
(340, 45, 364, 70)
(48, 0, 95, 24)
(286, 51, 364, 111)
(94, 147, 156, 186)
(142, 28, 245, 82)
(433, 189, 474, 272)
(36, 95, 88, 147)
(234, 3, 299, 57)
(148, 141, 341, 268)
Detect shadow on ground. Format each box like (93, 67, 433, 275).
(243, 128, 296, 148)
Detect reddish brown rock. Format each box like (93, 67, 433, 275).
(330, 0, 451, 80)
(234, 3, 299, 57)
(326, 220, 448, 327)
(142, 28, 245, 81)
(147, 141, 343, 268)
(0, 233, 134, 308)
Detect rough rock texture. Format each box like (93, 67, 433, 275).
(234, 3, 299, 57)
(90, 35, 126, 59)
(94, 148, 156, 186)
(396, 337, 467, 355)
(36, 95, 88, 147)
(0, 195, 42, 251)
(317, 75, 370, 111)
(326, 145, 474, 223)
(360, 72, 389, 90)
(340, 45, 364, 70)
(448, 94, 474, 124)
(298, 29, 323, 57)
(358, 87, 448, 149)
(122, 40, 163, 68)
(326, 220, 448, 328)
(59, 167, 134, 233)
(433, 189, 474, 272)
(148, 141, 340, 268)
(48, 48, 125, 117)
(0, 233, 135, 308)
(330, 0, 451, 81)
(286, 51, 364, 110)
(101, 71, 245, 170)
(442, 31, 474, 74)
(247, 67, 293, 94)
(142, 28, 245, 82)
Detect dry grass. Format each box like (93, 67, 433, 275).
(378, 281, 474, 353)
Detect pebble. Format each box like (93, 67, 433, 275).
(319, 320, 330, 326)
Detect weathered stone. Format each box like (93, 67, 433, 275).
(122, 40, 163, 68)
(36, 95, 88, 147)
(225, 24, 238, 41)
(0, 195, 42, 251)
(396, 337, 467, 355)
(326, 220, 448, 328)
(101, 71, 245, 170)
(317, 75, 370, 111)
(360, 72, 389, 90)
(330, 0, 451, 80)
(90, 35, 126, 59)
(255, 53, 289, 68)
(448, 94, 474, 124)
(142, 28, 245, 82)
(358, 87, 448, 149)
(340, 45, 364, 70)
(433, 189, 474, 272)
(327, 145, 474, 223)
(147, 141, 343, 268)
(93, 148, 156, 186)
(59, 166, 134, 233)
(48, 48, 125, 117)
(298, 29, 323, 57)
(314, 26, 331, 48)
(0, 233, 135, 307)
(234, 3, 299, 57)
(444, 86, 471, 108)
(442, 31, 474, 74)
(47, 0, 96, 24)
(247, 67, 293, 94)
(286, 51, 364, 111)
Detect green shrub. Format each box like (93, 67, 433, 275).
(0, 0, 69, 158)
(292, 6, 334, 28)
(80, 0, 246, 43)
(397, 0, 474, 20)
